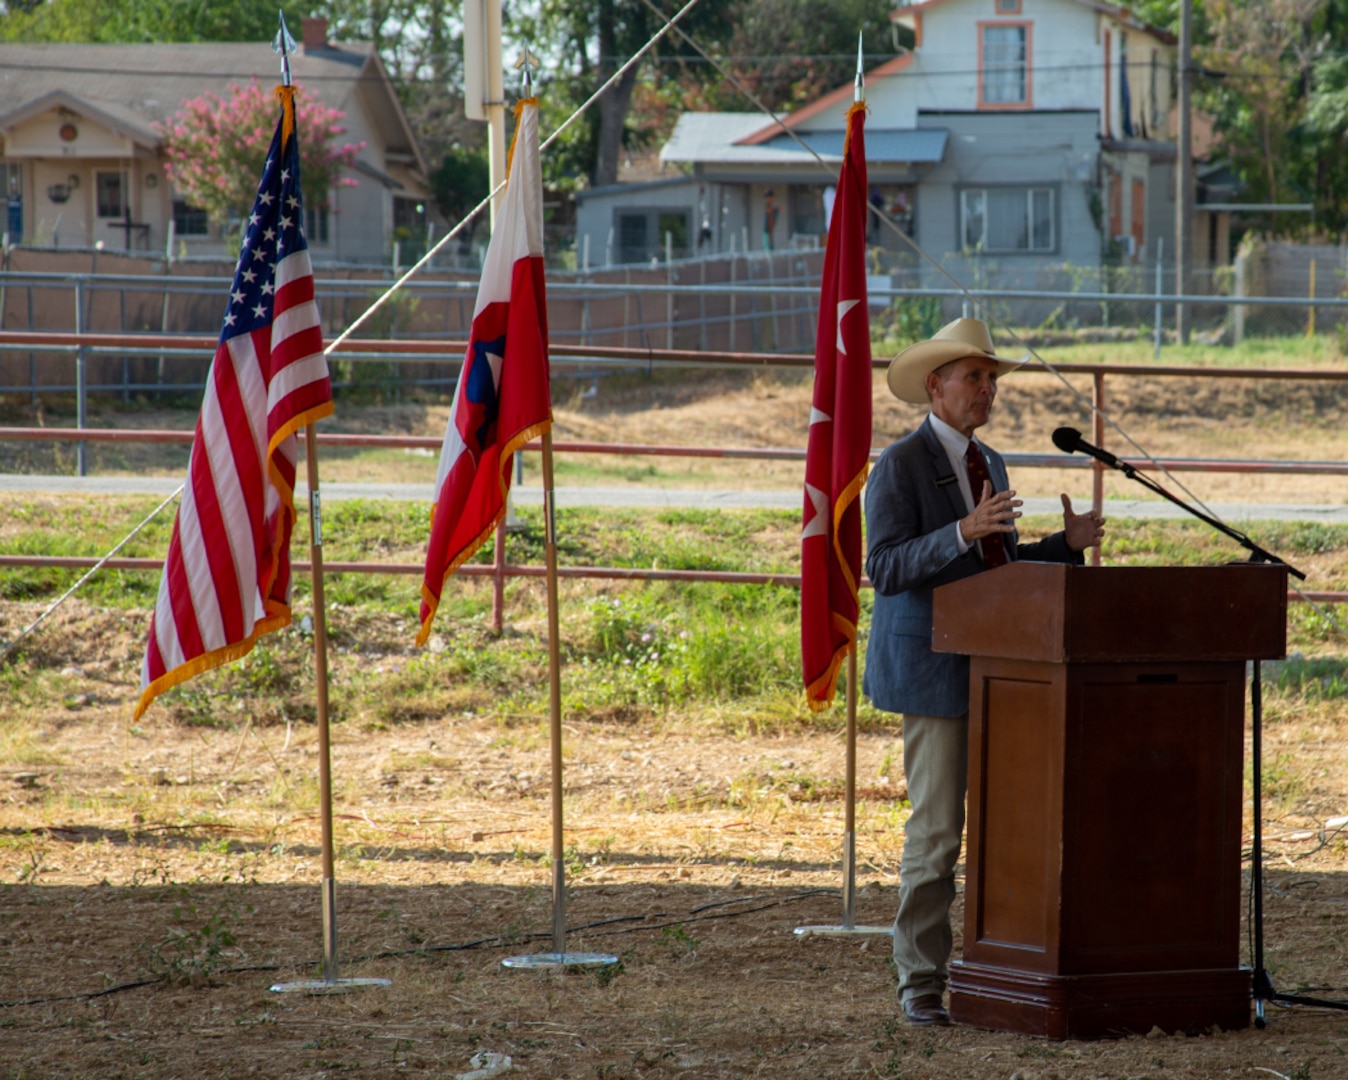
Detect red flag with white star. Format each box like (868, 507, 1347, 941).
(418, 98, 552, 644)
(802, 102, 872, 710)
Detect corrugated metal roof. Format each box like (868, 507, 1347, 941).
(661, 112, 947, 167)
(765, 128, 948, 163)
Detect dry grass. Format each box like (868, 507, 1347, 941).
(2, 341, 1348, 1077)
(1, 596, 1347, 1078)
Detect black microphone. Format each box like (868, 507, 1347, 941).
(1052, 426, 1122, 469)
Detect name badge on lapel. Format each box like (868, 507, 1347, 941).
(934, 475, 958, 488)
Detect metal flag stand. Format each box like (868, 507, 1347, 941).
(795, 34, 891, 941)
(793, 650, 891, 938)
(502, 51, 617, 974)
(268, 13, 389, 996)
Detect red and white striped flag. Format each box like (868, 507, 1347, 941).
(801, 101, 873, 710)
(417, 98, 552, 644)
(136, 86, 332, 719)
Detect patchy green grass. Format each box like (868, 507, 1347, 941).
(2, 495, 1346, 734)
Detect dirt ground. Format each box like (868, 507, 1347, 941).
(3, 604, 1348, 1079)
(3, 353, 1348, 1077)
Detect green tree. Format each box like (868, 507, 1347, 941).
(318, 0, 482, 169)
(709, 0, 899, 114)
(429, 145, 490, 228)
(1197, 0, 1323, 209)
(0, 0, 308, 41)
(510, 0, 734, 189)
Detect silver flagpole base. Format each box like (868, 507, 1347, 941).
(501, 951, 619, 970)
(270, 976, 393, 994)
(270, 878, 392, 992)
(795, 830, 892, 937)
(502, 862, 618, 969)
(792, 924, 893, 937)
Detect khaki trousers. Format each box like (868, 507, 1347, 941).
(893, 711, 968, 1004)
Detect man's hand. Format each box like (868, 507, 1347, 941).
(960, 481, 1022, 543)
(1061, 493, 1105, 551)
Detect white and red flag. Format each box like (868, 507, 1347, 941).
(136, 87, 332, 719)
(417, 98, 552, 644)
(801, 101, 873, 710)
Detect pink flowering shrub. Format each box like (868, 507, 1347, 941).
(157, 80, 364, 229)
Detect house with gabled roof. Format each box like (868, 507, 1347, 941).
(0, 18, 433, 264)
(577, 0, 1210, 282)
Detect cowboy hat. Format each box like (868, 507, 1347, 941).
(886, 317, 1025, 404)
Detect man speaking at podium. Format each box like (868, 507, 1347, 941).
(864, 318, 1104, 1026)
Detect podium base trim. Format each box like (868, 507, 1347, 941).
(949, 960, 1251, 1039)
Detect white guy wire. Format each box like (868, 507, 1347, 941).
(640, 0, 1340, 631)
(324, 0, 706, 355)
(0, 484, 184, 664)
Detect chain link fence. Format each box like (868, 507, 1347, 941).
(0, 241, 1343, 401)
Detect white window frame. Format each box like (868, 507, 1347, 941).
(959, 186, 1057, 254)
(979, 23, 1029, 107)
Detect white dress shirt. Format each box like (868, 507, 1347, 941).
(927, 411, 987, 556)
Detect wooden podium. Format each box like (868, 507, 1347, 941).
(932, 562, 1287, 1039)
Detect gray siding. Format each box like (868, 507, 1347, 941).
(915, 111, 1102, 290)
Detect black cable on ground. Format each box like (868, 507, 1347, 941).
(0, 887, 836, 1009)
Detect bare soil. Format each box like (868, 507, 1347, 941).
(3, 355, 1348, 1077)
(2, 602, 1348, 1079)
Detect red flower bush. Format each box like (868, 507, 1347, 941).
(157, 79, 364, 231)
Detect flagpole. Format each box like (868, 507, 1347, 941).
(307, 429, 339, 983)
(266, 15, 388, 994)
(502, 426, 616, 971)
(543, 430, 568, 953)
(795, 31, 889, 940)
(843, 646, 858, 929)
(500, 51, 615, 972)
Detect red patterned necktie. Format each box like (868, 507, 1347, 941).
(965, 439, 1008, 569)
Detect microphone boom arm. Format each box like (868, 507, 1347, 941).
(1086, 449, 1306, 581)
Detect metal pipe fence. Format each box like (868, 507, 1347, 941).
(2, 257, 1347, 398)
(2, 336, 1346, 611)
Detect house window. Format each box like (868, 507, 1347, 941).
(305, 206, 330, 244)
(392, 197, 425, 235)
(960, 186, 1055, 253)
(994, 0, 1022, 13)
(791, 185, 826, 237)
(96, 171, 125, 218)
(615, 208, 689, 264)
(979, 23, 1030, 107)
(171, 198, 209, 236)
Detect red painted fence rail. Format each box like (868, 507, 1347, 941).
(3, 333, 1346, 611)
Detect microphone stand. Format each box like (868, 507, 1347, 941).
(1071, 445, 1304, 581)
(1062, 441, 1348, 1027)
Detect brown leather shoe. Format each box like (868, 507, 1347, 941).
(901, 993, 950, 1026)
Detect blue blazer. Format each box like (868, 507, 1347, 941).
(862, 417, 1082, 718)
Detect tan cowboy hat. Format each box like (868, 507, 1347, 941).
(886, 317, 1025, 404)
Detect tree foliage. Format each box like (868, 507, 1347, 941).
(707, 0, 899, 114)
(157, 81, 363, 227)
(0, 0, 309, 42)
(509, 0, 892, 189)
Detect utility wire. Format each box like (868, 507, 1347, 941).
(324, 0, 706, 353)
(636, 0, 1346, 640)
(0, 484, 183, 664)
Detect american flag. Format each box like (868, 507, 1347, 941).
(136, 86, 332, 719)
